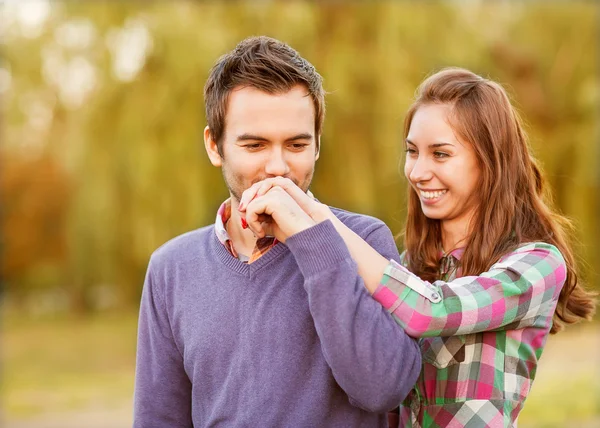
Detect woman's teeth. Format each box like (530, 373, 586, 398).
(420, 190, 447, 199)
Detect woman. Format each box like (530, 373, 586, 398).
(238, 68, 596, 427)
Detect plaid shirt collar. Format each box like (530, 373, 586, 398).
(439, 247, 465, 260)
(214, 199, 278, 263)
(439, 247, 464, 281)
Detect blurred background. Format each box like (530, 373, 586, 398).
(1, 1, 598, 427)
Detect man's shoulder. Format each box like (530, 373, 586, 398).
(329, 206, 400, 260)
(149, 225, 214, 268)
(329, 206, 387, 237)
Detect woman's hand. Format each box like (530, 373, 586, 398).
(239, 177, 389, 293)
(238, 177, 332, 242)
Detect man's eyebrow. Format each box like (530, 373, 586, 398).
(286, 133, 313, 142)
(237, 134, 269, 142)
(236, 133, 314, 142)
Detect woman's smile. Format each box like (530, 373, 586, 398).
(418, 189, 448, 204)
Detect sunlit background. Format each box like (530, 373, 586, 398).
(2, 1, 599, 427)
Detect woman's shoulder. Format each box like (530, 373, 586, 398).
(495, 242, 567, 284)
(498, 242, 564, 264)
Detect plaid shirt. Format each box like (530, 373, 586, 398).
(214, 199, 277, 263)
(373, 242, 566, 428)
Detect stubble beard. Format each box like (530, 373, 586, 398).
(222, 166, 315, 203)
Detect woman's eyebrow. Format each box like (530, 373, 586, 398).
(404, 139, 455, 148)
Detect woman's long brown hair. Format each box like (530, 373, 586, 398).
(403, 68, 596, 333)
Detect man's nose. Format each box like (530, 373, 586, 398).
(264, 148, 290, 177)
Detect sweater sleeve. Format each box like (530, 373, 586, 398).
(285, 220, 422, 413)
(372, 242, 566, 338)
(133, 257, 193, 428)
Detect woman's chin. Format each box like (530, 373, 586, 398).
(420, 205, 445, 220)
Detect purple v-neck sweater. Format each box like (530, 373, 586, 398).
(134, 208, 421, 427)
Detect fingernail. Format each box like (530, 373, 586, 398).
(241, 218, 248, 229)
(238, 201, 245, 211)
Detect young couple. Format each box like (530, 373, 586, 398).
(134, 36, 596, 427)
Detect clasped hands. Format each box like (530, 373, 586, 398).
(237, 177, 333, 243)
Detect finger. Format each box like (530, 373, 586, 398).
(257, 213, 271, 224)
(265, 179, 316, 216)
(256, 179, 280, 198)
(239, 177, 284, 212)
(245, 213, 272, 235)
(247, 189, 315, 242)
(245, 189, 291, 238)
(244, 196, 272, 238)
(266, 183, 331, 224)
(239, 182, 263, 212)
(239, 177, 290, 211)
(242, 180, 273, 211)
(259, 220, 277, 238)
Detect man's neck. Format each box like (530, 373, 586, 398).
(226, 198, 258, 257)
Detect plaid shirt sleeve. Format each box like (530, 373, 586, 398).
(372, 242, 566, 337)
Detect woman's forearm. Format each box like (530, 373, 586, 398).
(315, 206, 390, 294)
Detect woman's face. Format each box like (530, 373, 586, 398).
(404, 103, 482, 234)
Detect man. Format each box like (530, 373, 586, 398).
(134, 36, 420, 427)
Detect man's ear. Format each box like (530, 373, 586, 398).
(315, 135, 320, 161)
(204, 126, 222, 167)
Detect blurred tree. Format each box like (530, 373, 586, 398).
(1, 151, 70, 304)
(2, 1, 598, 314)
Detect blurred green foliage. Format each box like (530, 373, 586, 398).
(2, 1, 599, 314)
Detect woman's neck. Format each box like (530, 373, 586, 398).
(441, 217, 472, 254)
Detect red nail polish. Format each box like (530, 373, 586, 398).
(241, 218, 248, 229)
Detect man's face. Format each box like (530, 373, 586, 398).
(205, 85, 319, 202)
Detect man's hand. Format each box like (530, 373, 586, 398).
(238, 177, 332, 242)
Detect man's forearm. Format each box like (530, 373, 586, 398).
(285, 220, 421, 412)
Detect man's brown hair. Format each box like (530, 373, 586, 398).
(204, 36, 325, 156)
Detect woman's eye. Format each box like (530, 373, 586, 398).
(434, 151, 449, 158)
(405, 148, 417, 155)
